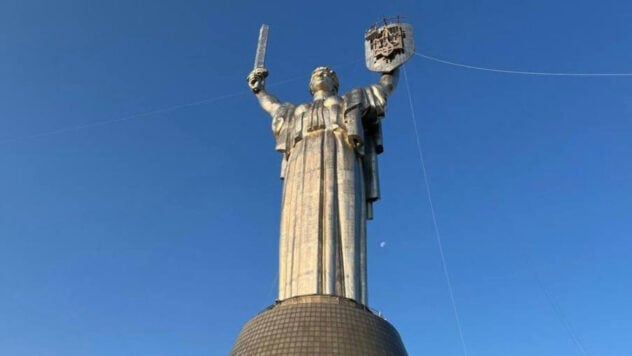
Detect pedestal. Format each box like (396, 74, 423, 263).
(231, 294, 407, 355)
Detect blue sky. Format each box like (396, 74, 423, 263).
(1, 0, 631, 355)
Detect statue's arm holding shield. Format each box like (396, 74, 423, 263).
(363, 20, 413, 101)
(377, 69, 399, 97)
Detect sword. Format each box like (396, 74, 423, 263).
(249, 24, 269, 93)
(254, 24, 269, 70)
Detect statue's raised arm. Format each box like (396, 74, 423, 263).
(377, 68, 400, 97)
(247, 24, 282, 116)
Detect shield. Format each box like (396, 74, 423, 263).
(364, 22, 414, 72)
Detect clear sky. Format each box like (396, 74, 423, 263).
(1, 0, 631, 355)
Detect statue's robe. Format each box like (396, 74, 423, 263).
(271, 84, 388, 305)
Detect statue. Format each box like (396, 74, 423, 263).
(246, 21, 413, 306)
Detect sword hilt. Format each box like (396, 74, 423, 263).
(248, 68, 268, 93)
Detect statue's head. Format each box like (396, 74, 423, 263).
(309, 66, 339, 96)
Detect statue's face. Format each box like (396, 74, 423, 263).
(309, 68, 337, 95)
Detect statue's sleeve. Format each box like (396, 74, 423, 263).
(341, 84, 391, 219)
(271, 103, 295, 179)
(357, 84, 390, 219)
(362, 84, 388, 119)
(342, 89, 364, 147)
(271, 103, 295, 153)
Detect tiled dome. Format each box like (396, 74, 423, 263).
(231, 295, 407, 356)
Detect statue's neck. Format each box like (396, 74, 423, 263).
(312, 90, 334, 101)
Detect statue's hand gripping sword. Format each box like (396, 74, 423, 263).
(248, 24, 269, 93)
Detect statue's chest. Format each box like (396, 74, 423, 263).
(299, 98, 343, 132)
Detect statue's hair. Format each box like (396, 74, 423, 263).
(309, 66, 339, 94)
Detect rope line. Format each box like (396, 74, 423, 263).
(415, 52, 632, 77)
(265, 273, 279, 303)
(536, 273, 588, 355)
(0, 58, 368, 145)
(0, 74, 309, 145)
(402, 66, 469, 356)
(0, 91, 249, 145)
(520, 250, 589, 355)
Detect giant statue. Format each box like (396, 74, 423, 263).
(246, 21, 413, 306)
(231, 20, 414, 355)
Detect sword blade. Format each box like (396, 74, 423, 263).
(254, 24, 269, 70)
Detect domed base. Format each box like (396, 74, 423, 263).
(231, 295, 407, 355)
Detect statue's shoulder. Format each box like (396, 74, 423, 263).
(294, 103, 310, 115)
(342, 87, 367, 111)
(272, 102, 296, 119)
(343, 87, 365, 97)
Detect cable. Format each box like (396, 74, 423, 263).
(0, 91, 249, 145)
(402, 66, 469, 356)
(265, 273, 279, 303)
(0, 59, 370, 146)
(534, 270, 588, 355)
(0, 74, 309, 145)
(415, 52, 632, 77)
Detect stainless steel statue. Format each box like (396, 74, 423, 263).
(247, 21, 413, 306)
